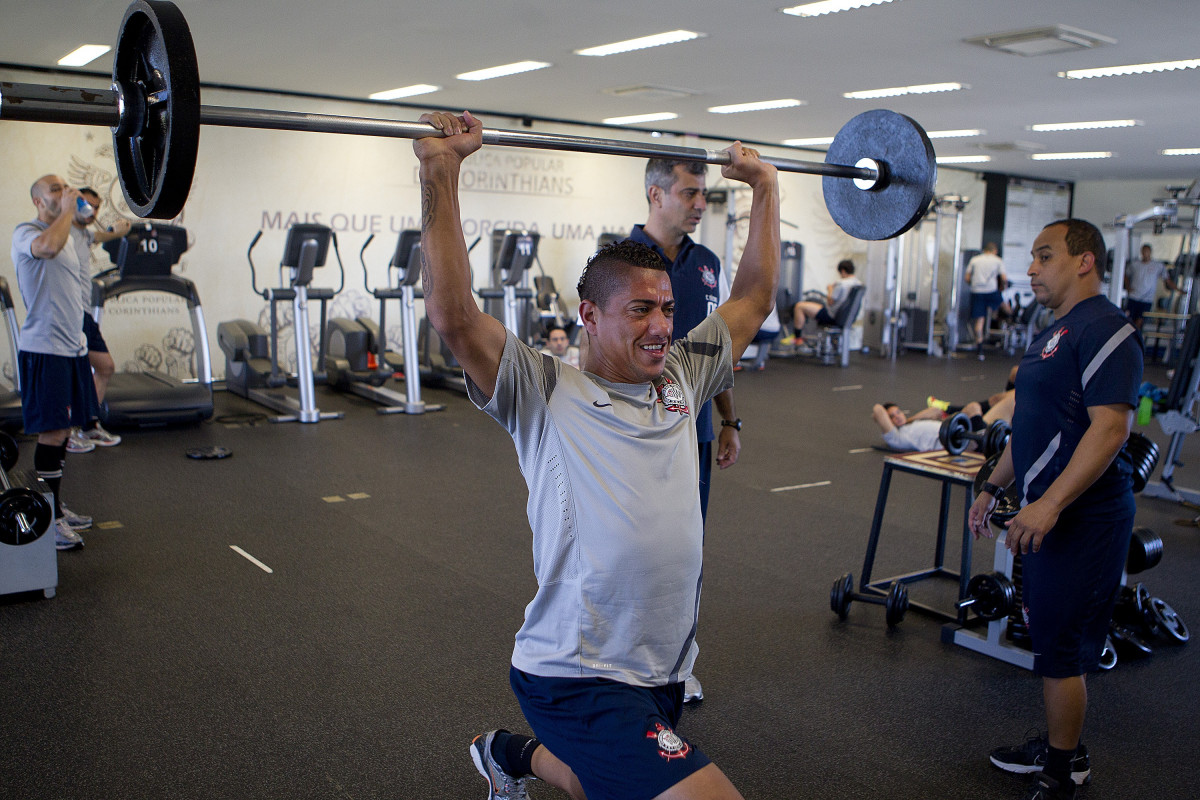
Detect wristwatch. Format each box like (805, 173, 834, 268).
(721, 418, 742, 431)
(980, 481, 1006, 499)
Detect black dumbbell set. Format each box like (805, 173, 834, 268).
(830, 572, 910, 628)
(938, 413, 1011, 457)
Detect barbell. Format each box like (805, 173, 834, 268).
(0, 0, 937, 239)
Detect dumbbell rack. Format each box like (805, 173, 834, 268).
(0, 470, 57, 599)
(941, 533, 1034, 670)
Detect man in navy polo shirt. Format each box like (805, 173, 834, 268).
(628, 158, 743, 704)
(969, 219, 1142, 800)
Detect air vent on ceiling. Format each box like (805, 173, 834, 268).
(965, 25, 1116, 57)
(603, 85, 699, 101)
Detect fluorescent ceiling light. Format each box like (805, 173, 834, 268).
(457, 61, 551, 81)
(780, 0, 896, 18)
(844, 82, 965, 100)
(1029, 119, 1140, 132)
(936, 155, 991, 164)
(1059, 59, 1200, 79)
(602, 112, 679, 125)
(576, 30, 704, 57)
(708, 99, 804, 114)
(783, 136, 835, 146)
(368, 84, 440, 101)
(1162, 148, 1200, 156)
(926, 129, 984, 139)
(57, 44, 111, 67)
(1030, 151, 1112, 161)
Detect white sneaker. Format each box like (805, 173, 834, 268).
(82, 423, 121, 447)
(683, 675, 704, 703)
(54, 519, 84, 551)
(59, 503, 93, 531)
(66, 429, 95, 454)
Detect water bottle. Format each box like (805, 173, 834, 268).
(76, 196, 94, 217)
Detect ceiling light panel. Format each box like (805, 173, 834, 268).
(602, 112, 679, 125)
(368, 84, 440, 100)
(1029, 119, 1141, 132)
(1162, 148, 1200, 156)
(926, 129, 985, 139)
(1059, 59, 1200, 79)
(57, 44, 111, 67)
(780, 0, 897, 18)
(936, 155, 992, 164)
(1030, 151, 1113, 160)
(783, 136, 835, 146)
(844, 82, 965, 99)
(457, 61, 552, 81)
(708, 99, 804, 114)
(576, 31, 704, 57)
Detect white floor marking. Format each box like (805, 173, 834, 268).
(832, 384, 863, 392)
(771, 480, 832, 493)
(230, 545, 273, 574)
(848, 447, 874, 454)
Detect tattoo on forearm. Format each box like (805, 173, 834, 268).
(420, 183, 435, 295)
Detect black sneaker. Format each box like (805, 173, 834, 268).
(990, 730, 1090, 785)
(1022, 772, 1076, 800)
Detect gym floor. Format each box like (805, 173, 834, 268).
(2, 348, 1197, 800)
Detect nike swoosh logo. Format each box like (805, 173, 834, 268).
(593, 401, 612, 408)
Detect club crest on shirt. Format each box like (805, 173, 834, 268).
(647, 723, 690, 760)
(699, 264, 718, 289)
(655, 378, 690, 416)
(1041, 327, 1067, 359)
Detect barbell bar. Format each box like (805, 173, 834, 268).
(0, 0, 937, 239)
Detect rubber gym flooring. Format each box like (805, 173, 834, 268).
(2, 347, 1197, 800)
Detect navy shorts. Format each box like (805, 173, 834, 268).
(510, 667, 712, 800)
(1021, 505, 1134, 678)
(815, 306, 836, 325)
(1126, 299, 1152, 323)
(19, 351, 99, 434)
(970, 291, 1004, 319)
(83, 313, 108, 353)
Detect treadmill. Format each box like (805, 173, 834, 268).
(0, 277, 25, 432)
(93, 223, 214, 427)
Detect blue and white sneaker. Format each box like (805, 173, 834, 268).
(470, 731, 530, 800)
(59, 504, 93, 532)
(55, 519, 84, 551)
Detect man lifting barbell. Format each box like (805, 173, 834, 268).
(968, 219, 1143, 800)
(414, 109, 778, 800)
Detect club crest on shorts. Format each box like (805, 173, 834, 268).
(647, 723, 690, 760)
(1041, 327, 1067, 359)
(655, 378, 690, 416)
(699, 265, 718, 289)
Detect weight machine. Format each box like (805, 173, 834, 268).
(478, 230, 540, 344)
(0, 277, 25, 432)
(0, 432, 56, 599)
(217, 223, 344, 423)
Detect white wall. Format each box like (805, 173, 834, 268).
(1073, 177, 1198, 258)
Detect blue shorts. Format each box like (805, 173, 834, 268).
(83, 313, 108, 353)
(970, 291, 1004, 319)
(1022, 504, 1134, 678)
(815, 306, 836, 325)
(1126, 299, 1152, 323)
(510, 667, 712, 800)
(18, 351, 99, 434)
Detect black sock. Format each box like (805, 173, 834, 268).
(34, 442, 67, 516)
(1044, 744, 1075, 786)
(490, 730, 540, 779)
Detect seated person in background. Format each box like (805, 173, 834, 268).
(539, 322, 580, 369)
(781, 259, 862, 346)
(873, 390, 1015, 452)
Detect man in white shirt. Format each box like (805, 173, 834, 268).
(1124, 244, 1177, 331)
(966, 243, 1011, 359)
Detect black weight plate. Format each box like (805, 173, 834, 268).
(831, 572, 853, 619)
(112, 0, 200, 219)
(985, 420, 1010, 457)
(940, 412, 970, 455)
(0, 487, 53, 546)
(884, 582, 908, 627)
(1109, 622, 1153, 657)
(1123, 432, 1160, 494)
(1127, 526, 1163, 574)
(1147, 597, 1189, 643)
(965, 572, 1015, 621)
(823, 109, 936, 241)
(0, 430, 18, 472)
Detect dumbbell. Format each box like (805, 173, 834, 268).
(830, 573, 909, 627)
(956, 572, 1017, 621)
(938, 412, 1011, 457)
(0, 430, 54, 547)
(1126, 526, 1163, 574)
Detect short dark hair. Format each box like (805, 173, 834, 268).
(645, 159, 706, 203)
(837, 259, 855, 275)
(577, 240, 668, 310)
(882, 402, 899, 411)
(546, 323, 567, 335)
(1042, 218, 1107, 279)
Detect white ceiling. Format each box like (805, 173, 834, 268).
(3, 0, 1199, 187)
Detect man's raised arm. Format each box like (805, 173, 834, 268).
(715, 144, 780, 359)
(414, 111, 507, 398)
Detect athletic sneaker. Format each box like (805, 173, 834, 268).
(1022, 772, 1076, 800)
(82, 423, 121, 447)
(990, 730, 1091, 785)
(66, 429, 95, 454)
(54, 519, 84, 551)
(683, 674, 704, 703)
(59, 504, 93, 532)
(470, 731, 530, 800)
(927, 395, 950, 411)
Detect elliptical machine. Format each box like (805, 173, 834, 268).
(325, 230, 444, 415)
(217, 223, 344, 423)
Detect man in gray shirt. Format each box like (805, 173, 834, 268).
(413, 111, 778, 800)
(11, 175, 100, 550)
